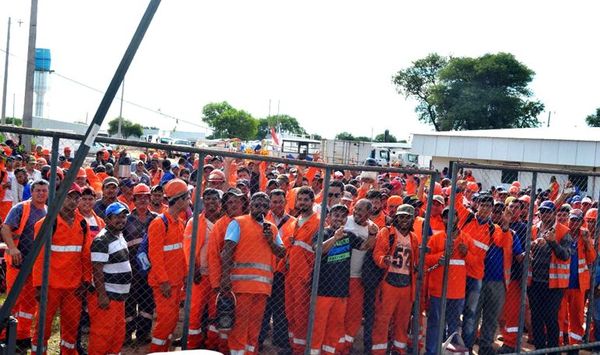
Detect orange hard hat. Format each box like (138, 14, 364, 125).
(42, 148, 50, 155)
(139, 153, 147, 160)
(151, 153, 160, 160)
(433, 182, 442, 195)
(2, 146, 12, 157)
(585, 208, 597, 220)
(518, 195, 531, 204)
(509, 185, 519, 194)
(77, 168, 87, 178)
(133, 183, 151, 195)
(164, 179, 189, 199)
(512, 181, 521, 188)
(467, 181, 479, 192)
(387, 195, 403, 206)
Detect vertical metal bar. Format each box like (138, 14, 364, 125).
(412, 172, 437, 355)
(436, 163, 459, 355)
(584, 187, 600, 341)
(304, 167, 331, 355)
(5, 317, 17, 355)
(516, 172, 537, 353)
(180, 153, 205, 349)
(35, 136, 58, 351)
(0, 0, 161, 326)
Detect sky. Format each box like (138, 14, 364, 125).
(1, 1, 599, 140)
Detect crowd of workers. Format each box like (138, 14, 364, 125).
(0, 139, 599, 355)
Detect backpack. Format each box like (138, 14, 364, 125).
(135, 214, 168, 276)
(361, 227, 395, 289)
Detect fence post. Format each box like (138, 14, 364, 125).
(436, 164, 459, 355)
(35, 136, 59, 352)
(3, 317, 17, 355)
(412, 173, 437, 355)
(516, 172, 537, 353)
(584, 188, 600, 342)
(0, 0, 161, 329)
(304, 167, 331, 355)
(180, 153, 205, 349)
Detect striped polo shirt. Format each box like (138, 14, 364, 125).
(91, 229, 133, 301)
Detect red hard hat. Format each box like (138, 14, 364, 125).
(585, 208, 598, 220)
(133, 183, 151, 195)
(77, 168, 87, 178)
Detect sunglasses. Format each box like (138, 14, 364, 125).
(328, 192, 342, 198)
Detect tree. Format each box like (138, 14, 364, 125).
(201, 102, 258, 140)
(2, 117, 22, 126)
(256, 114, 307, 140)
(107, 117, 143, 138)
(335, 132, 356, 141)
(392, 53, 448, 131)
(393, 52, 544, 131)
(374, 130, 397, 142)
(585, 108, 600, 127)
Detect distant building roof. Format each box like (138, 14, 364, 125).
(411, 127, 600, 168)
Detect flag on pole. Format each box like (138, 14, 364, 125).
(270, 126, 280, 146)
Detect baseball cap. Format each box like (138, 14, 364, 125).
(334, 171, 344, 178)
(105, 202, 129, 217)
(390, 179, 402, 191)
(569, 209, 584, 220)
(496, 186, 505, 192)
(538, 200, 556, 212)
(119, 178, 135, 188)
(267, 179, 279, 187)
(403, 195, 424, 207)
(236, 179, 250, 188)
(582, 197, 593, 205)
(518, 195, 531, 204)
(208, 170, 226, 182)
(68, 183, 82, 195)
(395, 204, 415, 217)
(342, 191, 353, 202)
(276, 174, 289, 183)
(570, 195, 582, 204)
(102, 176, 119, 188)
(432, 195, 445, 205)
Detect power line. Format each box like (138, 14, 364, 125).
(0, 47, 210, 131)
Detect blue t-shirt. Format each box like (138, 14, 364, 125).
(569, 240, 580, 289)
(160, 171, 175, 186)
(4, 202, 47, 260)
(509, 221, 528, 281)
(483, 227, 523, 282)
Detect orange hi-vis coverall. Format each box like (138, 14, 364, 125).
(225, 215, 279, 355)
(371, 227, 419, 354)
(285, 212, 320, 353)
(3, 201, 46, 341)
(182, 212, 214, 349)
(207, 214, 234, 350)
(559, 227, 596, 345)
(147, 211, 186, 352)
(32, 212, 92, 355)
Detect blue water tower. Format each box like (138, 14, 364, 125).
(35, 48, 51, 72)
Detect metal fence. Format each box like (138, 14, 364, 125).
(2, 126, 600, 355)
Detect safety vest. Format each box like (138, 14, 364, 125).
(531, 222, 570, 288)
(570, 227, 596, 290)
(230, 215, 277, 295)
(13, 200, 48, 241)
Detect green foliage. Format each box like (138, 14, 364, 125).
(202, 102, 258, 140)
(311, 134, 322, 140)
(374, 130, 397, 142)
(335, 132, 371, 141)
(107, 117, 144, 138)
(2, 117, 22, 126)
(392, 53, 448, 131)
(393, 52, 544, 131)
(256, 114, 307, 140)
(586, 108, 600, 127)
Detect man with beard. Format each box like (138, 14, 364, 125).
(122, 183, 157, 345)
(286, 186, 320, 353)
(341, 199, 378, 354)
(367, 190, 386, 229)
(371, 205, 420, 354)
(183, 188, 222, 349)
(93, 177, 119, 220)
(206, 188, 246, 351)
(88, 202, 132, 355)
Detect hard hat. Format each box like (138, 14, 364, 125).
(164, 179, 189, 200)
(133, 183, 151, 195)
(585, 208, 597, 220)
(77, 167, 87, 178)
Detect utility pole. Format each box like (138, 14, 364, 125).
(22, 0, 38, 151)
(1, 17, 11, 125)
(547, 111, 552, 128)
(117, 78, 125, 137)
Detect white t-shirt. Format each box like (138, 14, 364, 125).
(2, 171, 14, 203)
(345, 215, 370, 278)
(199, 220, 214, 274)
